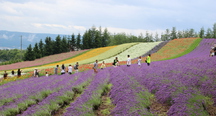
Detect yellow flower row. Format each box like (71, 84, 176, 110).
(38, 45, 117, 68)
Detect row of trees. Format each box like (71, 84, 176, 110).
(0, 49, 24, 65)
(21, 23, 216, 61)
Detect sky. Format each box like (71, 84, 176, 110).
(0, 0, 216, 36)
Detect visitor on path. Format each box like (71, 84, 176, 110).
(68, 65, 73, 74)
(127, 55, 131, 67)
(34, 68, 39, 77)
(36, 69, 39, 77)
(11, 70, 15, 76)
(138, 56, 142, 67)
(61, 64, 65, 70)
(54, 65, 59, 75)
(3, 71, 8, 79)
(17, 69, 22, 78)
(146, 54, 151, 66)
(61, 69, 65, 75)
(113, 57, 119, 67)
(210, 49, 215, 57)
(45, 72, 49, 77)
(93, 60, 98, 73)
(74, 62, 79, 73)
(100, 61, 106, 69)
(61, 64, 65, 75)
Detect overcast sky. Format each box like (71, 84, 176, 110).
(0, 0, 216, 35)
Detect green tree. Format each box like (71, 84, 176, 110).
(39, 39, 44, 57)
(102, 28, 110, 46)
(62, 36, 69, 52)
(44, 37, 53, 56)
(82, 30, 90, 49)
(33, 43, 41, 59)
(205, 28, 213, 38)
(24, 44, 35, 61)
(155, 32, 160, 42)
(94, 30, 102, 48)
(70, 33, 76, 51)
(76, 33, 81, 50)
(170, 27, 177, 40)
(54, 35, 62, 54)
(213, 23, 216, 38)
(177, 31, 183, 39)
(199, 27, 205, 38)
(189, 29, 195, 37)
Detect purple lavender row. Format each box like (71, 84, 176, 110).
(0, 75, 58, 110)
(0, 75, 56, 104)
(126, 39, 216, 115)
(109, 67, 153, 116)
(64, 69, 110, 116)
(0, 74, 76, 116)
(21, 70, 94, 116)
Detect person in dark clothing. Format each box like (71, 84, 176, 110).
(17, 69, 22, 78)
(3, 71, 8, 79)
(11, 70, 15, 76)
(113, 57, 119, 67)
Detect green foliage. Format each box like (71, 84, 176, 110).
(0, 49, 24, 65)
(24, 44, 35, 61)
(186, 94, 209, 116)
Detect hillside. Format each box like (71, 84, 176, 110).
(0, 49, 89, 71)
(0, 39, 215, 116)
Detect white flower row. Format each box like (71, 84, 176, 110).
(101, 42, 162, 63)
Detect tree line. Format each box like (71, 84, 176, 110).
(1, 23, 216, 62)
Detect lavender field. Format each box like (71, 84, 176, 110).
(0, 39, 216, 116)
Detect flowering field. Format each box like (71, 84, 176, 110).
(75, 43, 137, 65)
(101, 42, 162, 63)
(0, 39, 215, 116)
(0, 49, 89, 71)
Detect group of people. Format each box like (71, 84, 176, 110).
(2, 69, 22, 80)
(1, 54, 151, 80)
(210, 43, 216, 57)
(93, 54, 151, 73)
(54, 62, 79, 75)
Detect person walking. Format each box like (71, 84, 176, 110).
(34, 68, 39, 77)
(17, 69, 22, 78)
(61, 64, 65, 75)
(113, 57, 119, 67)
(127, 55, 131, 67)
(93, 60, 98, 73)
(138, 56, 142, 67)
(3, 71, 8, 80)
(61, 64, 65, 71)
(54, 65, 59, 75)
(146, 54, 151, 66)
(68, 65, 73, 74)
(100, 61, 106, 69)
(74, 62, 79, 73)
(11, 70, 15, 76)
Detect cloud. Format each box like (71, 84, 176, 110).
(0, 0, 215, 35)
(2, 34, 9, 39)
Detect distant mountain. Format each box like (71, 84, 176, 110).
(0, 30, 70, 49)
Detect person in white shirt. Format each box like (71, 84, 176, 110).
(127, 55, 131, 67)
(138, 56, 142, 67)
(68, 65, 73, 74)
(45, 72, 49, 77)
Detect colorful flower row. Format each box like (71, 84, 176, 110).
(101, 42, 162, 63)
(0, 49, 89, 71)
